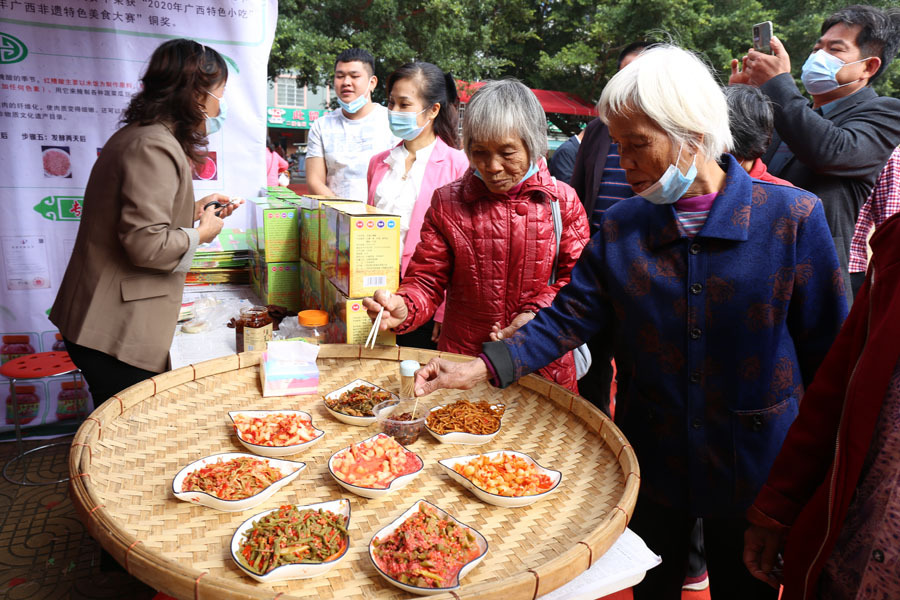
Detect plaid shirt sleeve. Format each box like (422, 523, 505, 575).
(850, 146, 900, 273)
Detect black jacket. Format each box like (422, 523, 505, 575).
(761, 73, 900, 302)
(569, 117, 612, 233)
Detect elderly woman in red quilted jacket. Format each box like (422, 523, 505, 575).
(363, 79, 590, 392)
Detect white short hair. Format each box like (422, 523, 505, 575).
(463, 79, 548, 163)
(597, 45, 732, 160)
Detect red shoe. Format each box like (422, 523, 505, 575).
(682, 571, 709, 591)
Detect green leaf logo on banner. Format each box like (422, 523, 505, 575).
(0, 32, 28, 65)
(34, 196, 84, 221)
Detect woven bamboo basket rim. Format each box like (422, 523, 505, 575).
(69, 344, 639, 600)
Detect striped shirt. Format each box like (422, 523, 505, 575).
(674, 192, 718, 237)
(591, 143, 632, 233)
(849, 146, 900, 273)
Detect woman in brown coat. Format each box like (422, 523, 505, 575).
(50, 39, 241, 403)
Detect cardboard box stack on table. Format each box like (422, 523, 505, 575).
(288, 196, 400, 345)
(248, 191, 301, 310)
(249, 191, 402, 345)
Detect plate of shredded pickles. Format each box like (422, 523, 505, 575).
(171, 452, 305, 512)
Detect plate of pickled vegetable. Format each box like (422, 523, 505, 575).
(369, 499, 488, 595)
(228, 410, 325, 457)
(438, 450, 561, 508)
(231, 499, 351, 583)
(328, 432, 423, 499)
(172, 452, 306, 512)
(323, 379, 396, 426)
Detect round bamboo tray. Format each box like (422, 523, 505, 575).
(69, 345, 639, 600)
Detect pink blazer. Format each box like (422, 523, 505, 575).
(366, 138, 469, 276)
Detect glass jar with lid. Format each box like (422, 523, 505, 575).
(52, 333, 67, 352)
(235, 306, 273, 353)
(5, 385, 39, 426)
(296, 310, 329, 344)
(57, 380, 89, 421)
(1, 335, 35, 364)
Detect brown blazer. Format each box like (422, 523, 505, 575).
(50, 122, 199, 372)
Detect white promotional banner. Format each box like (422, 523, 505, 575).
(0, 1, 277, 433)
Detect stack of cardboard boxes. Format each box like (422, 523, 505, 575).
(248, 188, 302, 310)
(249, 193, 401, 345)
(294, 196, 401, 345)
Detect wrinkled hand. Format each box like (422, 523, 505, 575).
(431, 321, 442, 343)
(731, 37, 791, 87)
(362, 290, 408, 331)
(489, 311, 535, 341)
(413, 357, 490, 397)
(743, 524, 785, 589)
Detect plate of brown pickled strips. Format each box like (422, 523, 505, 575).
(424, 399, 505, 445)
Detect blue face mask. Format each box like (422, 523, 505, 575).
(517, 162, 539, 186)
(204, 90, 227, 135)
(800, 49, 868, 96)
(474, 162, 539, 187)
(388, 108, 428, 141)
(337, 93, 368, 114)
(639, 144, 696, 205)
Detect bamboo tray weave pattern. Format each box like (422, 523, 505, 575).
(69, 345, 639, 600)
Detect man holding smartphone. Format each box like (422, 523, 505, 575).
(730, 4, 900, 308)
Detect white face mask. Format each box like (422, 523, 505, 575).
(638, 144, 697, 205)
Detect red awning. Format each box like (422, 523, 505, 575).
(457, 80, 595, 117)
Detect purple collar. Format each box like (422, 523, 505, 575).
(675, 191, 717, 211)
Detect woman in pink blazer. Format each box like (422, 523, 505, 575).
(367, 62, 468, 348)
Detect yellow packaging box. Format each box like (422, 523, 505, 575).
(322, 278, 395, 346)
(294, 197, 362, 269)
(322, 204, 401, 298)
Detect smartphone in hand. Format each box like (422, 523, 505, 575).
(753, 21, 774, 54)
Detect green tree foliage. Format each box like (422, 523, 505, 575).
(272, 0, 900, 135)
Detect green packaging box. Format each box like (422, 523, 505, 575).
(301, 199, 363, 270)
(299, 259, 324, 311)
(250, 199, 299, 263)
(250, 250, 300, 310)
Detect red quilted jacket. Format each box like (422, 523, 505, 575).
(395, 162, 590, 392)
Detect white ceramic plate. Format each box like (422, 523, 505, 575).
(231, 498, 351, 583)
(424, 403, 504, 445)
(327, 432, 423, 499)
(228, 410, 325, 457)
(438, 450, 562, 508)
(172, 452, 305, 512)
(369, 499, 488, 595)
(322, 379, 397, 426)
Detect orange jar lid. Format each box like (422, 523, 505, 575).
(13, 385, 36, 393)
(55, 333, 63, 341)
(298, 310, 328, 327)
(61, 381, 85, 390)
(2, 335, 31, 344)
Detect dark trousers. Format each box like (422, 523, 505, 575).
(576, 335, 614, 416)
(63, 338, 158, 404)
(630, 495, 777, 600)
(396, 318, 438, 351)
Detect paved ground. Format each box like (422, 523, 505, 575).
(0, 437, 156, 599)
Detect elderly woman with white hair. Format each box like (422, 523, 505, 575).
(410, 46, 848, 599)
(364, 79, 590, 392)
